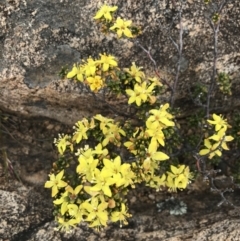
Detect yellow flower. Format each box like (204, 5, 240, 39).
(57, 217, 78, 232)
(67, 64, 84, 81)
(103, 156, 126, 187)
(147, 174, 166, 191)
(53, 185, 83, 215)
(67, 204, 86, 223)
(147, 103, 175, 128)
(147, 142, 169, 161)
(53, 191, 70, 215)
(84, 57, 97, 77)
(166, 165, 190, 192)
(96, 121, 125, 147)
(102, 124, 125, 146)
(145, 121, 165, 147)
(110, 17, 133, 38)
(94, 114, 114, 134)
(84, 185, 100, 197)
(90, 169, 115, 197)
(82, 197, 108, 228)
(148, 77, 163, 86)
(98, 53, 118, 71)
(72, 120, 89, 144)
(54, 134, 73, 155)
(124, 62, 145, 83)
(66, 184, 83, 200)
(76, 148, 99, 182)
(124, 140, 137, 155)
(111, 203, 131, 227)
(142, 157, 157, 172)
(120, 163, 135, 187)
(86, 75, 104, 92)
(208, 128, 234, 150)
(182, 166, 193, 183)
(207, 114, 228, 131)
(44, 170, 68, 197)
(93, 4, 118, 21)
(103, 156, 121, 175)
(93, 143, 109, 157)
(166, 175, 177, 192)
(126, 82, 156, 106)
(199, 139, 221, 159)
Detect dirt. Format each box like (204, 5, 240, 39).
(1, 110, 240, 241)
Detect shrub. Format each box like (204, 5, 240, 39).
(45, 1, 237, 232)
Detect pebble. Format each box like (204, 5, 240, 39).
(148, 194, 155, 200)
(22, 147, 29, 155)
(54, 125, 61, 132)
(46, 124, 54, 130)
(130, 196, 137, 204)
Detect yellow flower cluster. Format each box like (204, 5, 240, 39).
(45, 116, 134, 231)
(110, 17, 133, 38)
(166, 165, 193, 192)
(199, 114, 234, 159)
(45, 153, 135, 231)
(45, 3, 196, 233)
(125, 63, 162, 106)
(93, 3, 140, 38)
(46, 104, 193, 231)
(93, 4, 118, 21)
(54, 134, 73, 155)
(53, 115, 126, 157)
(123, 104, 192, 192)
(94, 114, 126, 147)
(67, 54, 118, 92)
(146, 103, 175, 149)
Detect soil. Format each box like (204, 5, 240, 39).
(1, 110, 240, 241)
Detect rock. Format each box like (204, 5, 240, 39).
(148, 194, 155, 200)
(193, 219, 240, 241)
(0, 190, 27, 239)
(46, 124, 54, 130)
(1, 178, 240, 240)
(130, 196, 137, 204)
(0, 185, 53, 240)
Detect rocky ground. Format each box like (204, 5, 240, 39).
(1, 111, 240, 241)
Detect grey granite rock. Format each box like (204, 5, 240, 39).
(0, 183, 53, 241)
(1, 183, 240, 241)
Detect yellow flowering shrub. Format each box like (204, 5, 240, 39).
(199, 114, 234, 159)
(44, 3, 238, 232)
